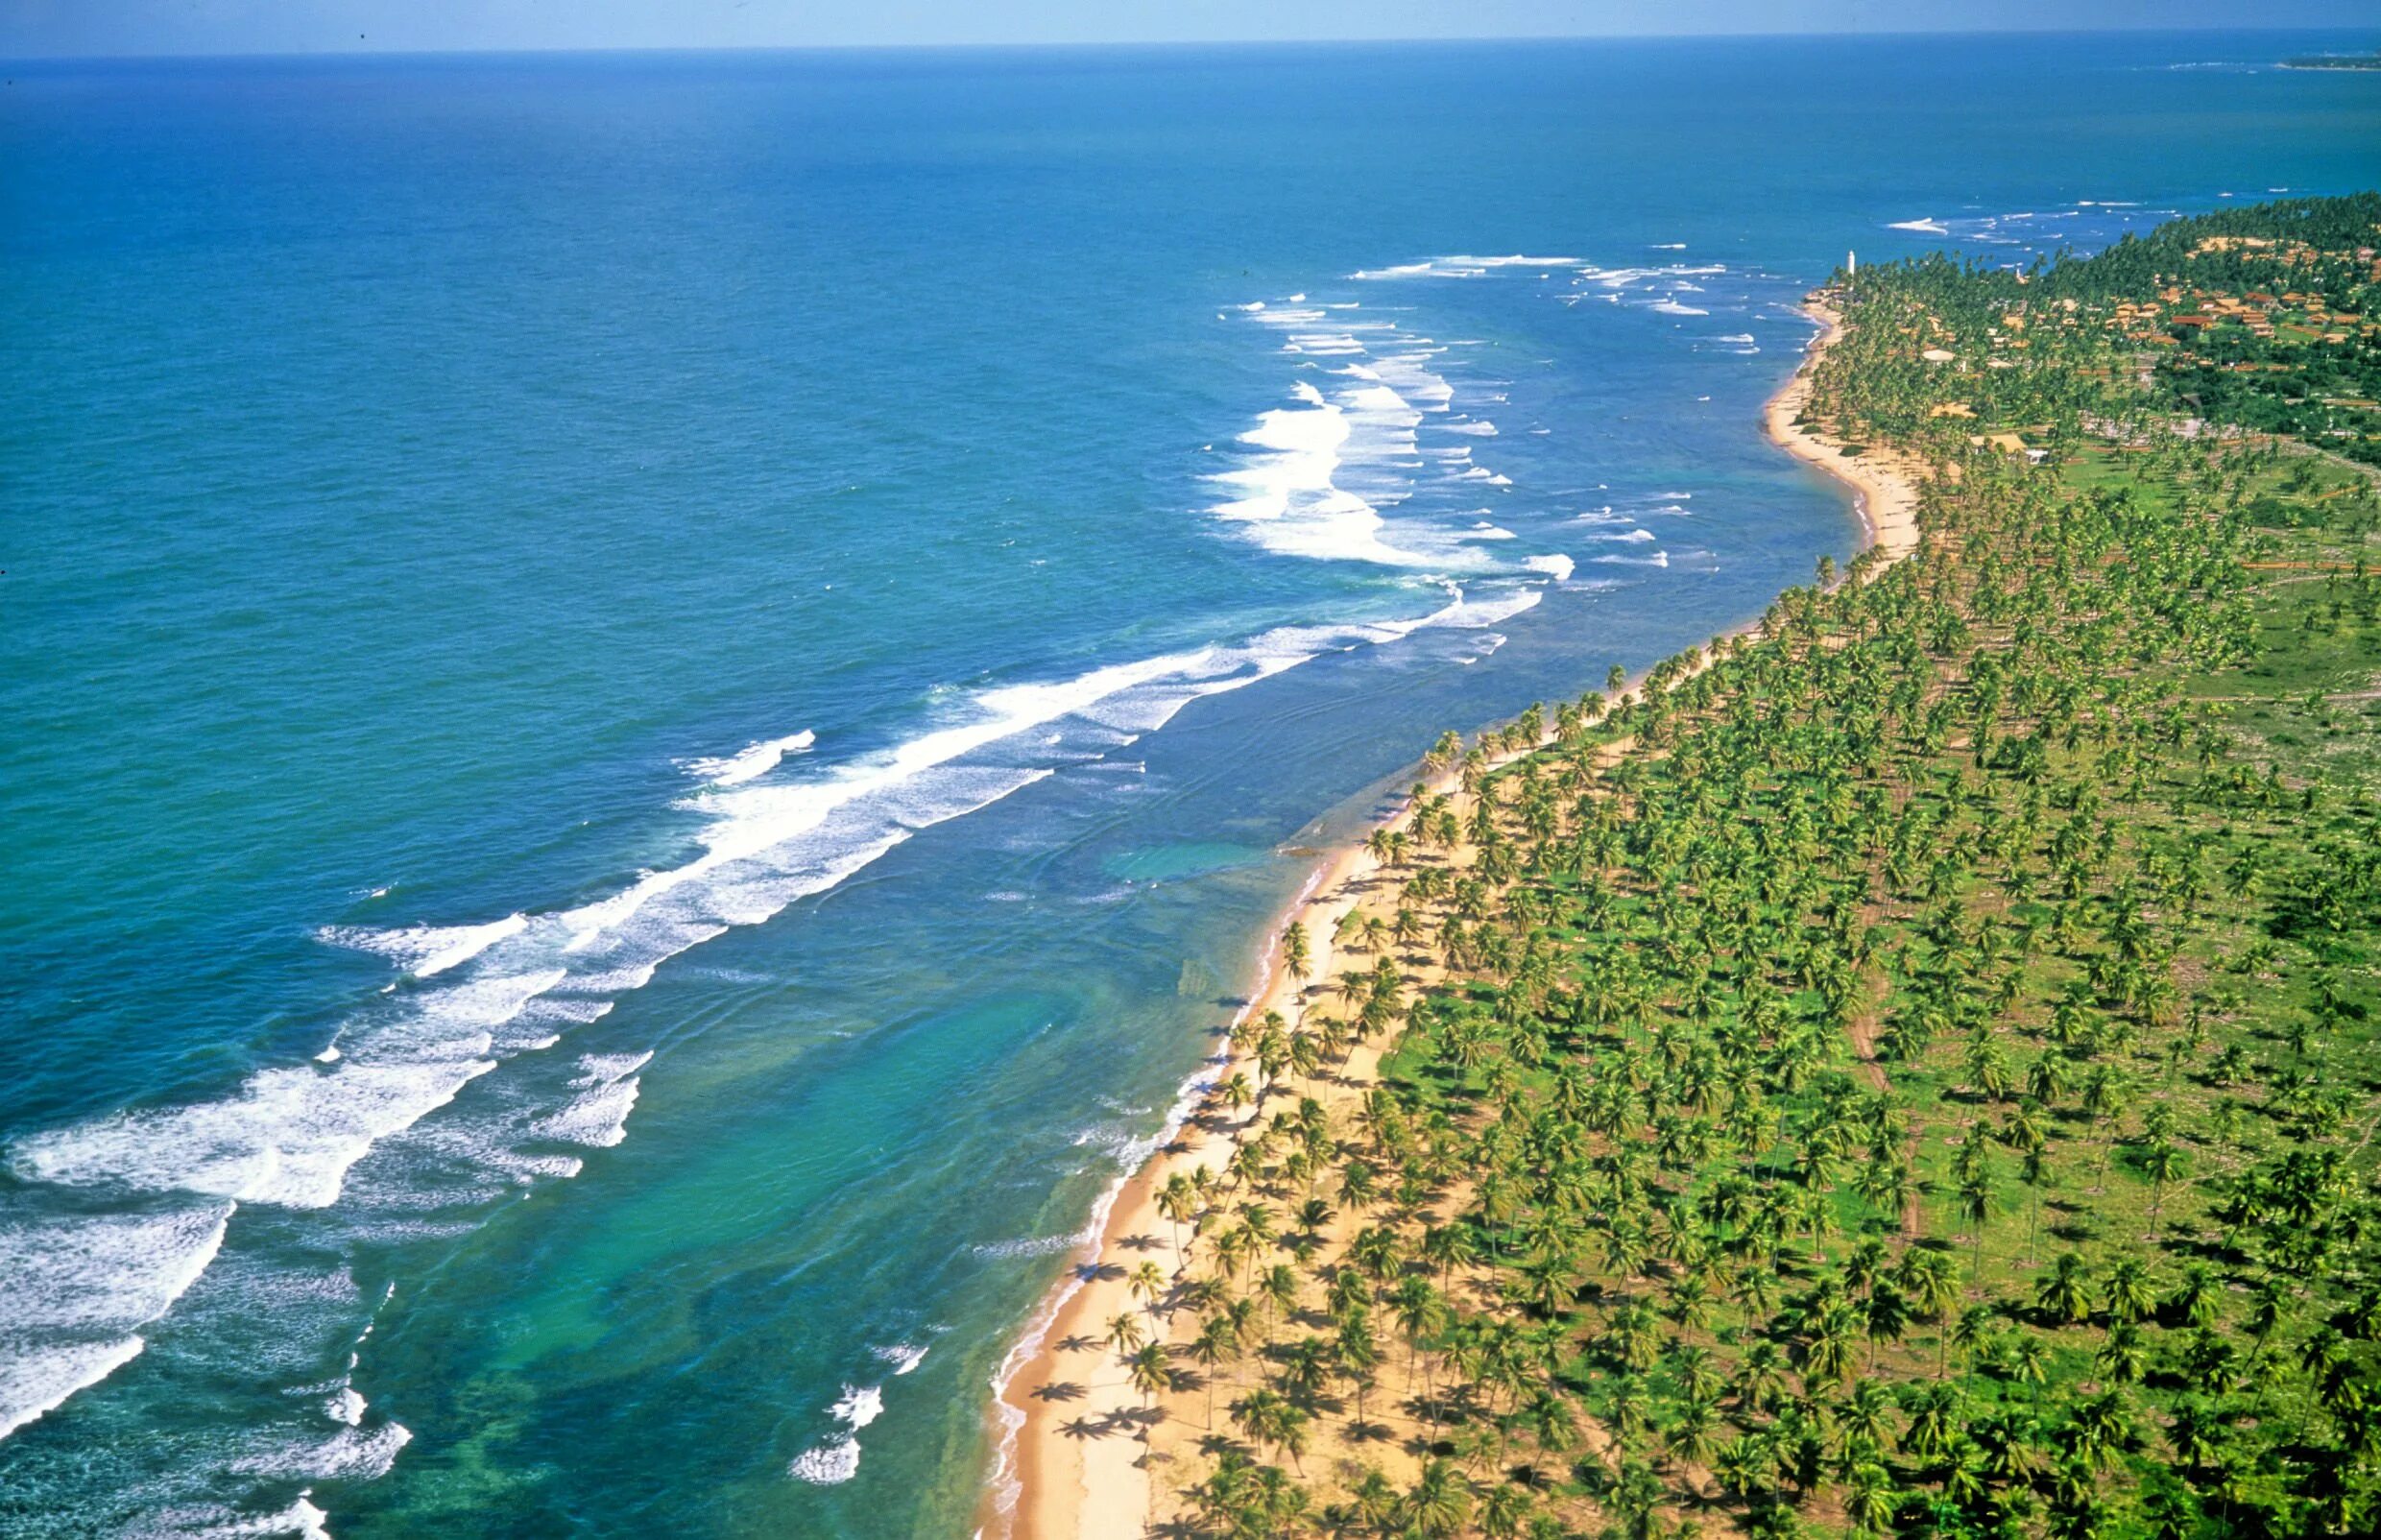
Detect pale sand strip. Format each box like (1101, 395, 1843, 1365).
(980, 293, 1921, 1540)
(1767, 298, 1922, 563)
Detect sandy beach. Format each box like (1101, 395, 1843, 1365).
(979, 292, 1924, 1540)
(1765, 299, 1923, 563)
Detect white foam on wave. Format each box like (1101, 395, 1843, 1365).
(1282, 329, 1371, 356)
(830, 1384, 884, 1430)
(972, 1225, 1100, 1260)
(1430, 586, 1543, 628)
(1651, 300, 1709, 317)
(790, 1438, 860, 1484)
(1367, 349, 1452, 412)
(1353, 253, 1580, 280)
(687, 730, 816, 787)
(0, 1195, 232, 1442)
(1206, 357, 1471, 568)
(532, 1053, 652, 1149)
(158, 1495, 339, 1539)
(233, 1418, 413, 1481)
(1592, 550, 1672, 567)
(1441, 419, 1498, 437)
(1524, 554, 1575, 582)
(1888, 217, 1950, 234)
(13, 970, 561, 1210)
(0, 1335, 148, 1442)
(319, 914, 527, 979)
(872, 1342, 928, 1376)
(788, 1381, 888, 1485)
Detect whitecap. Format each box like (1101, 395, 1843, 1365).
(687, 730, 816, 787)
(973, 1229, 1096, 1260)
(232, 1419, 413, 1481)
(318, 914, 528, 978)
(872, 1343, 928, 1376)
(830, 1383, 884, 1430)
(790, 1436, 860, 1484)
(0, 1197, 240, 1439)
(0, 1334, 148, 1442)
(13, 973, 555, 1210)
(532, 1053, 651, 1149)
(160, 1496, 339, 1539)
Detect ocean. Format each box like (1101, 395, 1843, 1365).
(3, 29, 2377, 1539)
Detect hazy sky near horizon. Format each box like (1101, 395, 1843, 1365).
(3, 1, 2377, 60)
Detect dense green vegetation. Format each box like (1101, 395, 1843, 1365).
(1151, 197, 2381, 1539)
(1809, 193, 2381, 466)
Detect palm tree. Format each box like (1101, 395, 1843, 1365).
(1282, 921, 1311, 984)
(1335, 1311, 1383, 1429)
(2102, 1258, 2156, 1325)
(2010, 1334, 2051, 1410)
(2094, 1321, 2147, 1386)
(1478, 1483, 1533, 1540)
(1399, 1457, 1471, 1539)
(1158, 1171, 1200, 1264)
(1959, 1163, 1997, 1274)
(1231, 1386, 1310, 1474)
(2142, 1138, 2185, 1226)
(1803, 1299, 1860, 1386)
(1847, 1461, 1900, 1536)
(1387, 1275, 1447, 1395)
(2035, 1252, 2093, 1326)
(1189, 1316, 1238, 1427)
(1666, 1394, 1720, 1467)
(1257, 1263, 1300, 1341)
(1125, 1341, 1173, 1420)
(2017, 1144, 2055, 1264)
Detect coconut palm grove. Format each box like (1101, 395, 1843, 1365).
(1127, 194, 2381, 1539)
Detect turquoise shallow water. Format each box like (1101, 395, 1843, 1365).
(3, 30, 2378, 1539)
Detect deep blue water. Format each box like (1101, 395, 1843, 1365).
(3, 30, 2377, 1539)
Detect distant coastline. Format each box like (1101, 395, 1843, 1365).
(2277, 53, 2381, 71)
(978, 292, 1920, 1540)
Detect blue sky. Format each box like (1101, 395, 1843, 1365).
(1, 1, 2375, 59)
